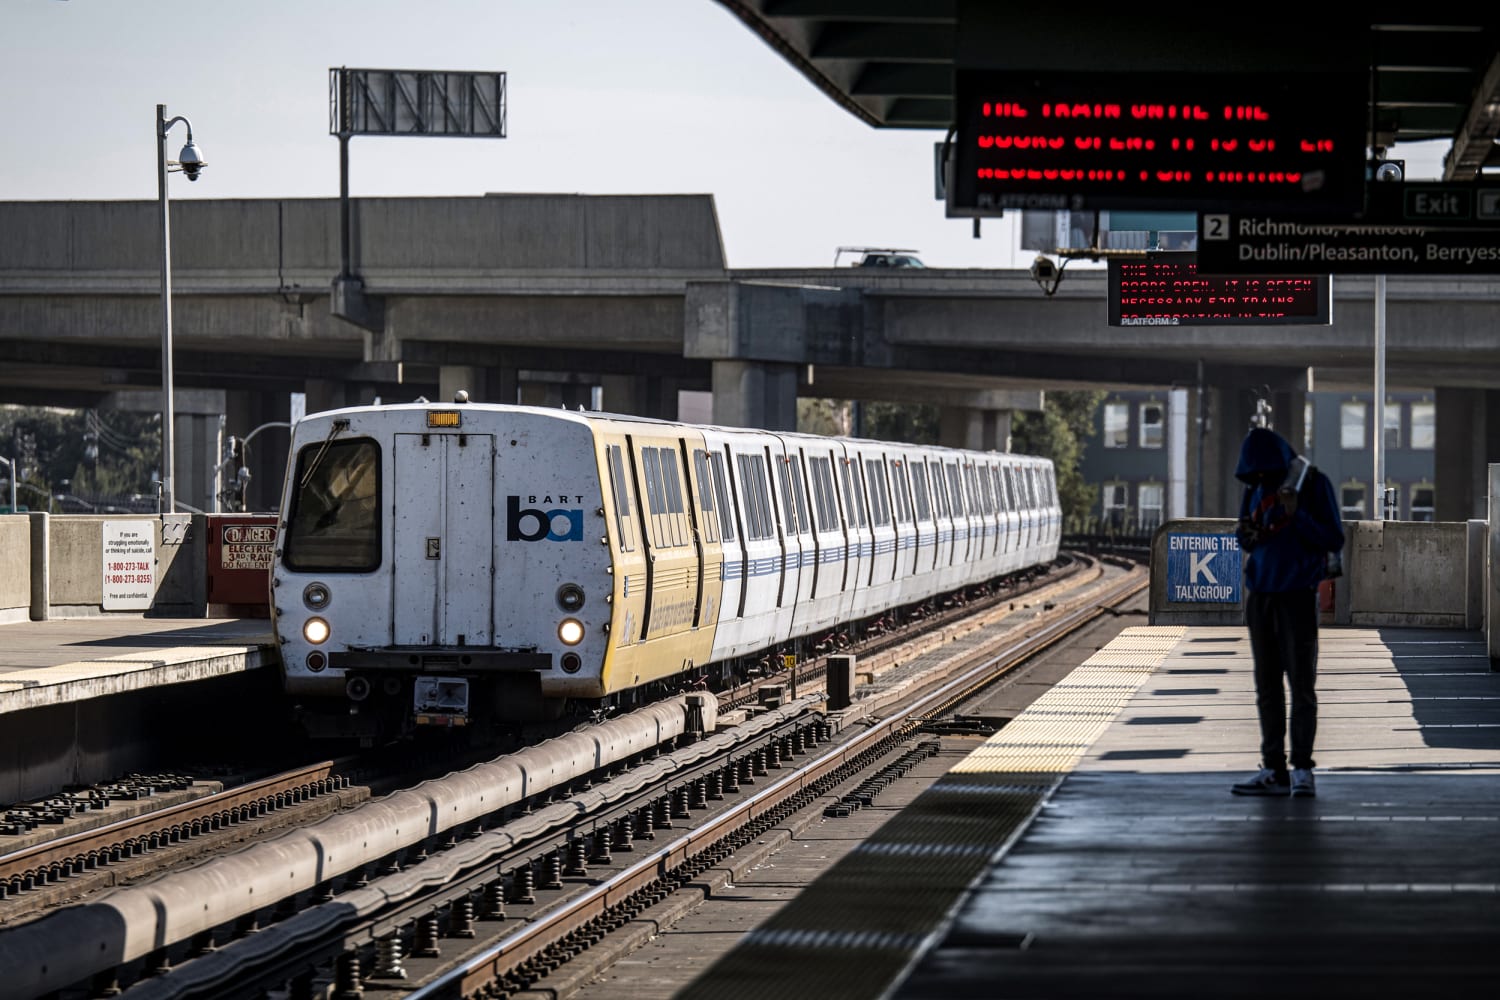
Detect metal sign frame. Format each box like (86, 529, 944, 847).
(330, 68, 507, 139)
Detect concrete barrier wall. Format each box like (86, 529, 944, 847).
(0, 515, 29, 623)
(1151, 517, 1481, 629)
(28, 513, 206, 619)
(1344, 520, 1472, 627)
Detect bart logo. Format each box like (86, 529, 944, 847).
(506, 496, 584, 542)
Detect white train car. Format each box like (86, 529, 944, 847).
(271, 399, 1061, 740)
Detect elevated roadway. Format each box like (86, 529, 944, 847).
(2, 195, 1499, 517)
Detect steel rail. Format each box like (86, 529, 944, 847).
(0, 760, 349, 890)
(416, 564, 1147, 999)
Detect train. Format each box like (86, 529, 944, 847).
(271, 397, 1061, 740)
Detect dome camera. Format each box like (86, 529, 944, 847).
(1373, 161, 1403, 183)
(1030, 254, 1058, 284)
(177, 139, 206, 181)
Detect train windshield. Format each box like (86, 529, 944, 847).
(284, 438, 381, 571)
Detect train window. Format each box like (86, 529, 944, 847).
(809, 456, 838, 531)
(865, 459, 891, 527)
(710, 451, 737, 543)
(661, 447, 687, 546)
(910, 462, 931, 521)
(992, 466, 1010, 512)
(927, 461, 948, 518)
(775, 461, 800, 535)
(789, 460, 811, 535)
(890, 462, 912, 523)
(284, 438, 381, 572)
(839, 460, 868, 528)
(642, 448, 663, 515)
(736, 454, 774, 541)
(607, 444, 636, 552)
(966, 465, 986, 515)
(946, 464, 965, 516)
(692, 449, 719, 545)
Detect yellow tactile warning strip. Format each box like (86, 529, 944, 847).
(676, 626, 1186, 1000)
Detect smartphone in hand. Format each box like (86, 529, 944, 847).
(1280, 456, 1310, 494)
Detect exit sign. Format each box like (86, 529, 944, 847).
(1384, 182, 1500, 226)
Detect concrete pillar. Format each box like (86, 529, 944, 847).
(440, 366, 487, 405)
(711, 361, 797, 431)
(939, 408, 1011, 451)
(224, 390, 292, 513)
(1436, 387, 1500, 521)
(303, 378, 349, 416)
(599, 375, 680, 420)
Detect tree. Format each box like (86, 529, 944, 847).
(0, 406, 159, 507)
(796, 399, 940, 445)
(1010, 390, 1105, 525)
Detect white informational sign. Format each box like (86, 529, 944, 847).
(102, 520, 157, 611)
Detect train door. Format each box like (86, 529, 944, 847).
(392, 432, 494, 647)
(632, 437, 699, 641)
(803, 448, 847, 626)
(687, 446, 726, 633)
(927, 457, 954, 582)
(837, 449, 870, 600)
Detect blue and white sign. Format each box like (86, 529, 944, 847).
(1166, 533, 1241, 603)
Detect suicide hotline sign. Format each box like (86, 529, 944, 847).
(1166, 532, 1242, 604)
(950, 70, 1365, 216)
(103, 520, 157, 611)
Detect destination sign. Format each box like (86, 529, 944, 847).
(1198, 213, 1500, 274)
(1108, 253, 1331, 327)
(950, 70, 1365, 217)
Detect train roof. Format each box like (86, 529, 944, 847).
(293, 398, 1050, 464)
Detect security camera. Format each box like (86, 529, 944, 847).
(1030, 254, 1058, 285)
(1373, 161, 1403, 183)
(177, 139, 206, 182)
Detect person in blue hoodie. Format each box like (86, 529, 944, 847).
(1230, 427, 1345, 798)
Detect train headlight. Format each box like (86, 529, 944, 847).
(303, 617, 331, 645)
(556, 583, 585, 612)
(303, 582, 332, 611)
(558, 619, 585, 646)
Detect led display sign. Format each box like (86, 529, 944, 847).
(1108, 253, 1331, 327)
(951, 70, 1366, 217)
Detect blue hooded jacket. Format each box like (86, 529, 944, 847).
(1234, 427, 1345, 593)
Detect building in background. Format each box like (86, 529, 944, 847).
(1079, 389, 1436, 529)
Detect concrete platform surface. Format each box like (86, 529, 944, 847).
(0, 617, 274, 714)
(679, 625, 1500, 999)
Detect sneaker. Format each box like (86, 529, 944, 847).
(1230, 767, 1290, 796)
(1290, 768, 1316, 798)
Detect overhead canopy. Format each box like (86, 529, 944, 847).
(716, 3, 1500, 178)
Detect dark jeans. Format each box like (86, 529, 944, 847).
(1245, 589, 1319, 771)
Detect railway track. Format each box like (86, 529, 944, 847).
(0, 553, 1142, 999)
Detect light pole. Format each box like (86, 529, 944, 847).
(156, 103, 207, 514)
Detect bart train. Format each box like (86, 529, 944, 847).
(271, 399, 1061, 739)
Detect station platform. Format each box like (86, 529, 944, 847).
(0, 616, 274, 716)
(680, 624, 1500, 998)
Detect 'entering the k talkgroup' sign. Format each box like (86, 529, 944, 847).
(1166, 533, 1242, 603)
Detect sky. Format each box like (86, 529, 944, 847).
(1, 0, 1456, 270)
(0, 0, 1019, 269)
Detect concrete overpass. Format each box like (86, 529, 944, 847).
(2, 195, 1498, 519)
